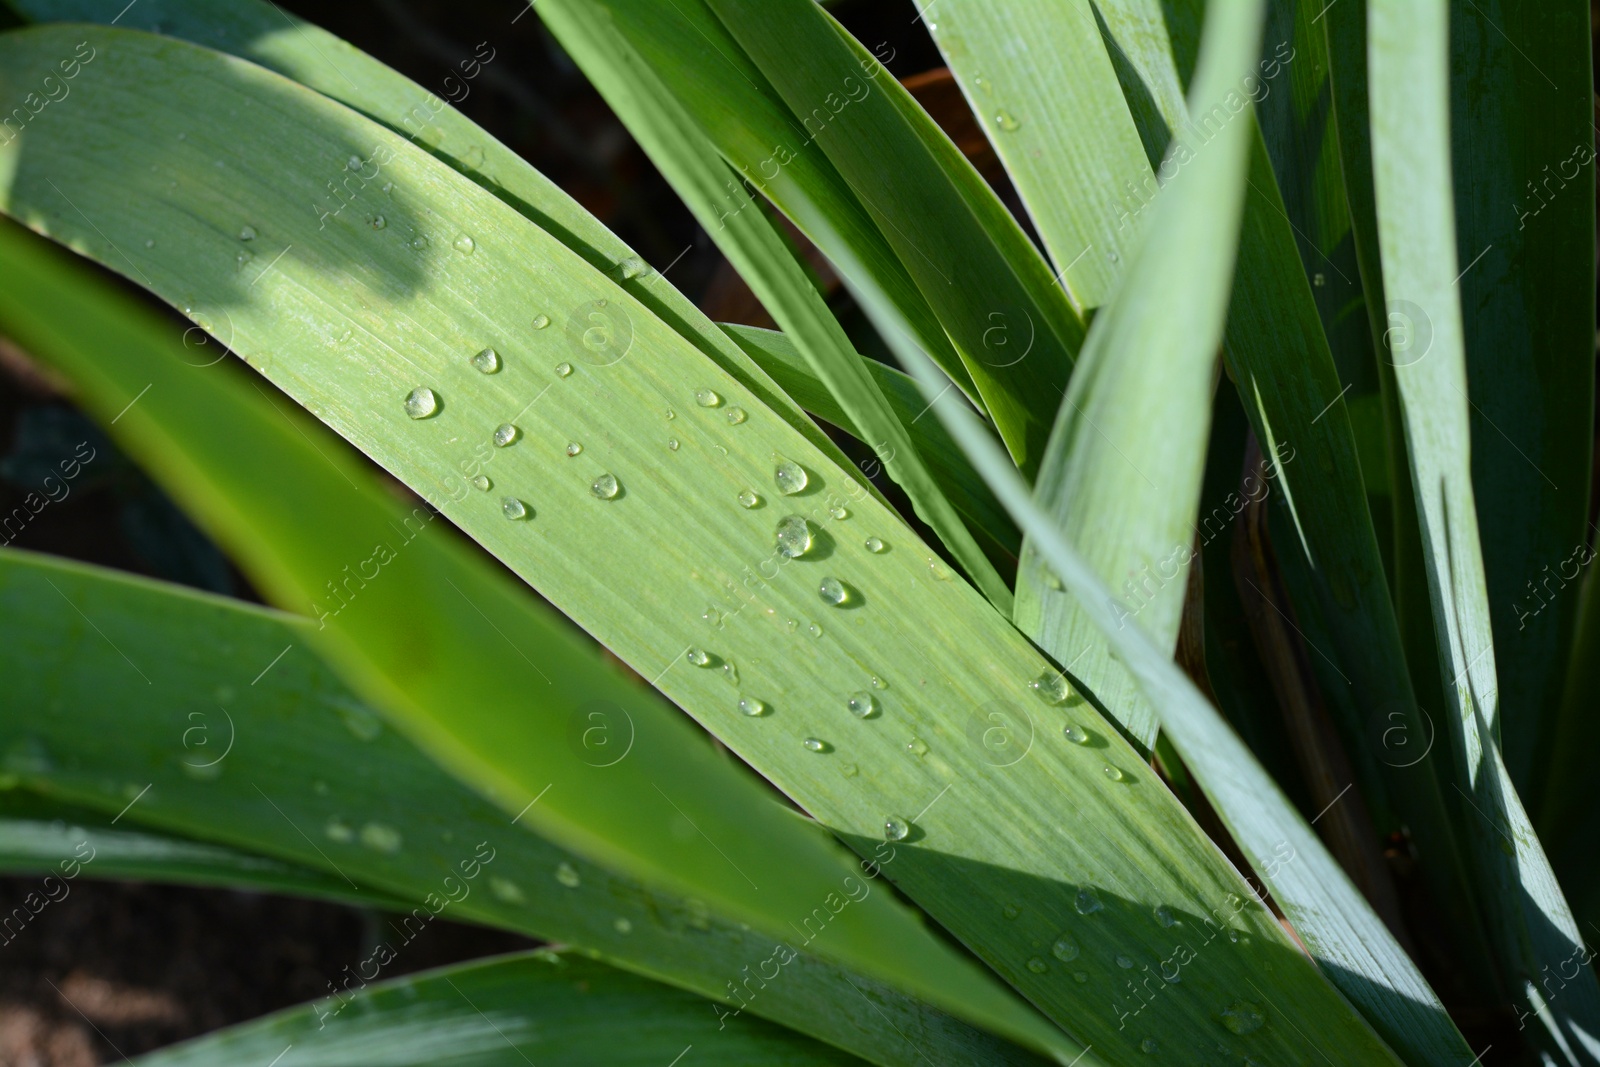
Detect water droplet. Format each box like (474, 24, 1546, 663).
(1116, 954, 1135, 969)
(738, 697, 768, 717)
(618, 255, 648, 279)
(774, 460, 808, 495)
(238, 225, 257, 241)
(404, 387, 439, 419)
(1029, 671, 1070, 705)
(1155, 906, 1176, 928)
(1025, 957, 1048, 974)
(324, 819, 353, 843)
(668, 439, 680, 451)
(738, 491, 761, 509)
(1063, 724, 1089, 744)
(1002, 903, 1021, 920)
(556, 362, 573, 378)
(472, 347, 501, 373)
(494, 423, 520, 447)
(807, 621, 823, 638)
(489, 877, 526, 905)
(995, 109, 1021, 131)
(1044, 571, 1064, 590)
(726, 407, 747, 425)
(973, 73, 993, 94)
(865, 536, 885, 553)
(1141, 1038, 1159, 1054)
(687, 647, 712, 667)
(776, 514, 813, 558)
(906, 736, 929, 757)
(3, 737, 54, 775)
(471, 475, 492, 491)
(453, 233, 476, 254)
(1103, 765, 1125, 781)
(346, 154, 363, 171)
(411, 234, 430, 251)
(840, 762, 859, 777)
(370, 214, 387, 230)
(565, 441, 583, 457)
(818, 577, 850, 606)
(695, 388, 722, 408)
(1220, 1001, 1265, 1035)
(502, 497, 528, 520)
(847, 692, 877, 718)
(235, 249, 254, 269)
(381, 182, 394, 196)
(1073, 971, 1089, 983)
(146, 239, 156, 249)
(721, 661, 739, 685)
(884, 816, 910, 842)
(1313, 272, 1326, 287)
(1052, 937, 1080, 962)
(555, 862, 582, 888)
(1074, 887, 1103, 914)
(335, 703, 383, 741)
(614, 916, 634, 933)
(531, 313, 551, 330)
(870, 675, 887, 690)
(591, 473, 620, 500)
(360, 822, 402, 853)
(929, 559, 952, 581)
(802, 737, 827, 752)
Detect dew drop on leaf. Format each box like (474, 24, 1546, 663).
(776, 515, 813, 559)
(556, 362, 573, 377)
(555, 862, 581, 888)
(471, 475, 491, 491)
(566, 441, 583, 457)
(1052, 937, 1080, 962)
(818, 577, 849, 606)
(1219, 1001, 1266, 1035)
(238, 225, 256, 241)
(1029, 670, 1069, 705)
(532, 314, 551, 330)
(865, 536, 885, 553)
(1026, 957, 1048, 974)
(802, 737, 826, 752)
(884, 816, 910, 842)
(738, 697, 768, 717)
(847, 692, 877, 718)
(403, 387, 439, 419)
(1074, 887, 1103, 914)
(695, 388, 722, 408)
(1116, 954, 1134, 969)
(686, 647, 712, 667)
(489, 877, 526, 905)
(994, 109, 1021, 131)
(1141, 1038, 1159, 1054)
(738, 491, 761, 509)
(1063, 724, 1089, 744)
(829, 504, 848, 519)
(618, 255, 648, 279)
(370, 214, 387, 230)
(591, 473, 619, 500)
(493, 423, 520, 447)
(774, 460, 808, 495)
(324, 819, 353, 843)
(1103, 765, 1125, 782)
(471, 347, 501, 373)
(726, 407, 747, 425)
(452, 233, 476, 254)
(501, 497, 528, 521)
(906, 736, 928, 757)
(360, 822, 402, 853)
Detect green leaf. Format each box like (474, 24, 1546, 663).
(1000, 0, 1257, 750)
(534, 0, 1012, 609)
(0, 547, 1048, 1067)
(1366, 1, 1600, 1058)
(1443, 1, 1594, 803)
(696, 0, 1087, 476)
(0, 811, 412, 911)
(0, 79, 1055, 1058)
(0, 21, 1429, 1064)
(129, 950, 860, 1067)
(720, 323, 1019, 564)
(9, 0, 865, 495)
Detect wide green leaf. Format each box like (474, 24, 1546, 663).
(130, 950, 858, 1067)
(1366, 1, 1600, 1058)
(0, 546, 1045, 1067)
